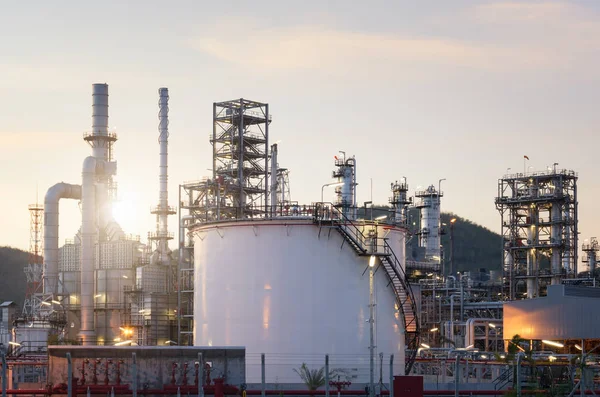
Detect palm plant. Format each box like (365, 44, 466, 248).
(294, 363, 327, 390)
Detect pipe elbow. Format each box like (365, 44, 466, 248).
(45, 183, 82, 204)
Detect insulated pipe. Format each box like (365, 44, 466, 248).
(465, 318, 500, 349)
(270, 144, 278, 216)
(79, 156, 98, 345)
(43, 183, 82, 295)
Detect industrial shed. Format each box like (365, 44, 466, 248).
(503, 284, 600, 341)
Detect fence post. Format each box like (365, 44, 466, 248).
(454, 356, 459, 397)
(67, 352, 72, 397)
(325, 355, 330, 397)
(132, 353, 137, 397)
(198, 353, 204, 397)
(261, 354, 265, 397)
(389, 355, 394, 397)
(2, 351, 7, 397)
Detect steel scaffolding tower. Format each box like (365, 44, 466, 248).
(23, 203, 44, 317)
(495, 167, 578, 300)
(389, 179, 411, 226)
(211, 98, 271, 218)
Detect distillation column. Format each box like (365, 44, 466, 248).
(415, 185, 443, 265)
(332, 153, 357, 219)
(583, 238, 599, 278)
(390, 179, 410, 226)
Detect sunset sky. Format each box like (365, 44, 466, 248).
(2, 1, 599, 268)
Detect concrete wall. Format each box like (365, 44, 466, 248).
(48, 346, 245, 388)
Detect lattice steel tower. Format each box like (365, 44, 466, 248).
(495, 166, 578, 300)
(23, 202, 44, 317)
(211, 99, 271, 218)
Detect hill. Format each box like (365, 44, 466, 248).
(364, 206, 502, 273)
(439, 213, 501, 272)
(0, 246, 28, 309)
(0, 211, 502, 306)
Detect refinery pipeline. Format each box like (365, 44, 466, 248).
(2, 83, 600, 397)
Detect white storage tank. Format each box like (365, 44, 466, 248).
(193, 218, 407, 381)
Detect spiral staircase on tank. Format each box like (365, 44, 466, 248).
(313, 203, 420, 374)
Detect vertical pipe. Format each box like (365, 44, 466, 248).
(460, 285, 464, 322)
(261, 354, 265, 397)
(79, 156, 97, 345)
(325, 355, 329, 397)
(369, 265, 375, 397)
(264, 103, 269, 214)
(177, 186, 183, 345)
(516, 353, 522, 397)
(132, 353, 137, 397)
(551, 197, 561, 284)
(580, 339, 585, 397)
(198, 353, 204, 397)
(67, 352, 72, 397)
(454, 356, 459, 397)
(270, 144, 278, 217)
(573, 181, 578, 275)
(389, 355, 394, 397)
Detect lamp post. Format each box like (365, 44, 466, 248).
(450, 218, 457, 277)
(368, 255, 376, 397)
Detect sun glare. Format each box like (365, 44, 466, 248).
(111, 191, 143, 235)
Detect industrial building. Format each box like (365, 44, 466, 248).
(14, 84, 177, 349)
(4, 82, 600, 396)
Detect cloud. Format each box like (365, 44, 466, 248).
(189, 22, 528, 74)
(188, 2, 600, 77)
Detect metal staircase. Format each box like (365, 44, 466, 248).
(493, 366, 513, 390)
(314, 203, 420, 374)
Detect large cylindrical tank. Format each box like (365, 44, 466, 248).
(193, 219, 406, 381)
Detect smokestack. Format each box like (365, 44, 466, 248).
(79, 83, 117, 344)
(151, 87, 173, 265)
(91, 84, 109, 161)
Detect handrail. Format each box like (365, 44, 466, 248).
(381, 239, 421, 374)
(493, 366, 513, 390)
(314, 202, 420, 374)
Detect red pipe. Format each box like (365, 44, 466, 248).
(4, 362, 48, 366)
(1, 386, 563, 396)
(244, 390, 552, 396)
